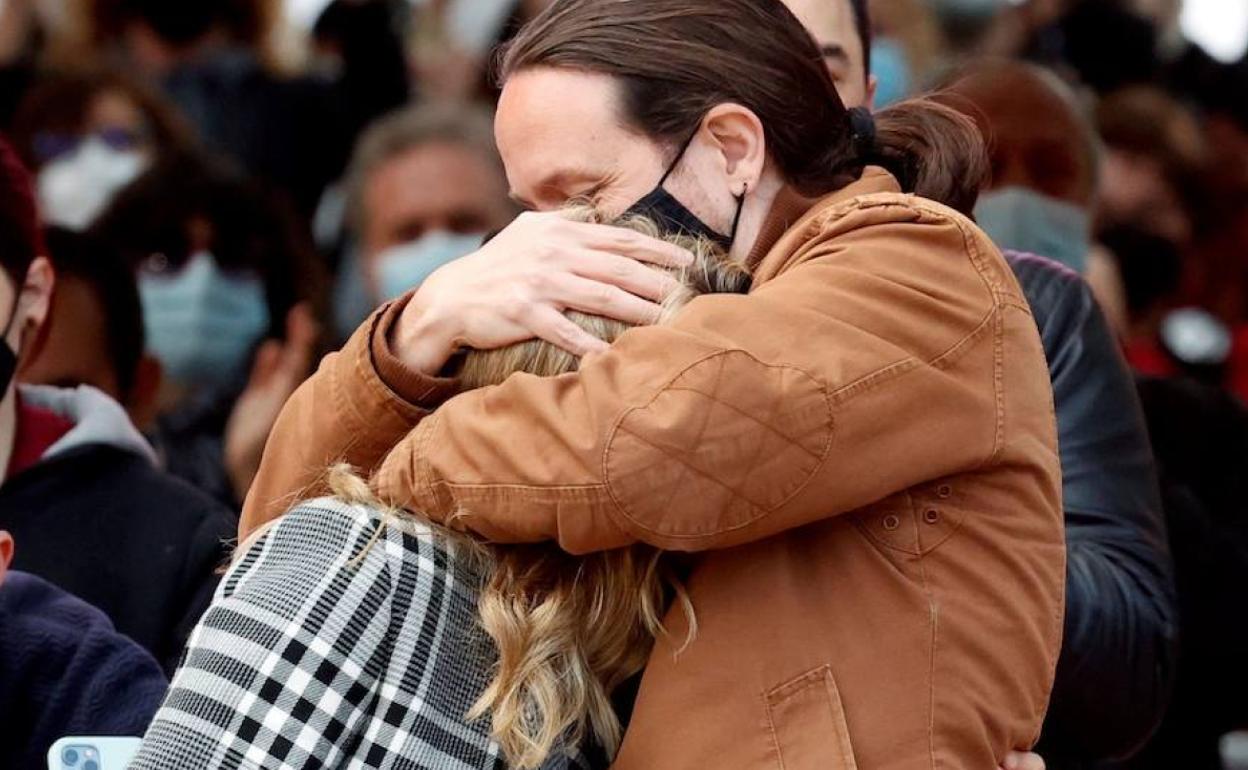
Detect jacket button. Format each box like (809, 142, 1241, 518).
(937, 485, 953, 499)
(924, 509, 941, 525)
(882, 515, 900, 531)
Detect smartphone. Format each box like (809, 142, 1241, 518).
(47, 737, 142, 770)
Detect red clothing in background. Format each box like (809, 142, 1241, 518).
(5, 397, 73, 479)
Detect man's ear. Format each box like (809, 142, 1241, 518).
(702, 103, 767, 196)
(126, 354, 164, 432)
(16, 256, 54, 360)
(867, 74, 879, 111)
(19, 256, 53, 336)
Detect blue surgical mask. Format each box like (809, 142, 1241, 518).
(139, 251, 270, 392)
(870, 38, 913, 108)
(375, 230, 485, 300)
(974, 187, 1092, 274)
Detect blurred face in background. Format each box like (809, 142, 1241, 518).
(943, 63, 1098, 273)
(360, 139, 513, 302)
(32, 87, 155, 231)
(20, 275, 120, 398)
(1099, 149, 1190, 244)
(1095, 88, 1203, 246)
(783, 0, 875, 109)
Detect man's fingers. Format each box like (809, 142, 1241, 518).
(275, 303, 320, 384)
(528, 305, 611, 357)
(569, 249, 684, 303)
(566, 220, 695, 267)
(549, 273, 666, 327)
(285, 302, 320, 348)
(247, 340, 284, 387)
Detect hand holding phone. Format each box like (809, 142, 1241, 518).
(48, 737, 142, 770)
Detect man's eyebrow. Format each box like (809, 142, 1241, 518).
(510, 169, 599, 209)
(820, 43, 849, 63)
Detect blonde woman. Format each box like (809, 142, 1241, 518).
(127, 214, 747, 770)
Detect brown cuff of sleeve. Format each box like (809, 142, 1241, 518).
(368, 293, 463, 409)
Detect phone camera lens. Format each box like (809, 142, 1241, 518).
(62, 749, 79, 764)
(83, 761, 99, 770)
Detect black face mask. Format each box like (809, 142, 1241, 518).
(622, 131, 745, 251)
(0, 297, 18, 396)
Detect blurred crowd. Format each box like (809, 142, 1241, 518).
(0, 0, 1246, 768)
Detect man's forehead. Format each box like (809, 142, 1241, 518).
(782, 0, 861, 57)
(496, 68, 630, 198)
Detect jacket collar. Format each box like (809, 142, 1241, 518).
(747, 167, 903, 281)
(18, 385, 157, 467)
(746, 167, 902, 266)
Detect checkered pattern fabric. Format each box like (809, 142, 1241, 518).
(129, 499, 594, 769)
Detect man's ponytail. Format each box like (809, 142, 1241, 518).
(866, 97, 989, 217)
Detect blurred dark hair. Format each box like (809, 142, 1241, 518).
(312, 0, 411, 137)
(10, 66, 193, 171)
(91, 150, 325, 341)
(43, 227, 145, 398)
(498, 0, 986, 214)
(1058, 0, 1160, 93)
(1101, 225, 1183, 319)
(1097, 86, 1206, 198)
(94, 0, 266, 49)
(0, 137, 43, 287)
(935, 59, 1101, 205)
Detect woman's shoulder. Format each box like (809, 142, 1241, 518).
(763, 171, 1025, 309)
(255, 497, 388, 555)
(255, 498, 480, 583)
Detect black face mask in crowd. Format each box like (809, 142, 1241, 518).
(623, 131, 745, 251)
(0, 298, 17, 396)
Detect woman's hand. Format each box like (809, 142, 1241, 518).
(389, 210, 694, 374)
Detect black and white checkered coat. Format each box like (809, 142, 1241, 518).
(129, 499, 595, 770)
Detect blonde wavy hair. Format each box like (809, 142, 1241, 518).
(323, 208, 750, 768)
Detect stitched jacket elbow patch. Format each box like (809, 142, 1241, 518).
(604, 351, 832, 540)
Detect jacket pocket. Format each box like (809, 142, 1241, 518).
(765, 665, 858, 770)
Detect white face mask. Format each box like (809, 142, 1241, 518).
(443, 0, 517, 57)
(37, 139, 148, 231)
(374, 230, 484, 301)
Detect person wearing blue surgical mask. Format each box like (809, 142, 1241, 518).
(337, 104, 518, 336)
(91, 150, 325, 507)
(137, 249, 270, 392)
(938, 60, 1100, 276)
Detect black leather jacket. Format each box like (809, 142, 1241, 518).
(1006, 253, 1179, 764)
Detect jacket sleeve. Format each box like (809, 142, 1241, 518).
(374, 205, 1026, 554)
(1008, 255, 1178, 763)
(238, 301, 460, 540)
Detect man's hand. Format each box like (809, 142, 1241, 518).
(224, 303, 320, 503)
(391, 210, 694, 374)
(1001, 751, 1045, 770)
